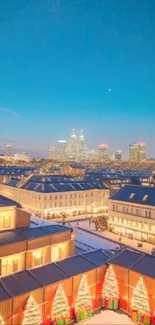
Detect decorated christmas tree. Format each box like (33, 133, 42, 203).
(102, 265, 119, 300)
(52, 284, 70, 320)
(131, 277, 150, 315)
(0, 315, 5, 325)
(22, 295, 42, 325)
(75, 275, 92, 313)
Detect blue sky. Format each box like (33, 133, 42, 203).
(0, 0, 154, 158)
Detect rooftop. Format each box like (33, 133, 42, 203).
(109, 248, 155, 279)
(0, 166, 36, 176)
(109, 249, 143, 269)
(110, 185, 155, 206)
(0, 225, 72, 245)
(4, 175, 108, 193)
(0, 195, 22, 208)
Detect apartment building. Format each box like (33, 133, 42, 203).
(0, 195, 74, 278)
(1, 195, 155, 325)
(108, 185, 155, 244)
(0, 175, 109, 217)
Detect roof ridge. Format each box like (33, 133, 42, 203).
(128, 253, 145, 270)
(0, 278, 12, 298)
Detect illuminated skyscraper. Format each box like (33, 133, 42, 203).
(138, 142, 147, 161)
(14, 152, 30, 162)
(129, 142, 139, 161)
(68, 129, 78, 160)
(98, 144, 108, 160)
(5, 144, 12, 157)
(129, 142, 147, 161)
(48, 147, 56, 159)
(78, 130, 86, 161)
(115, 150, 122, 160)
(57, 140, 67, 159)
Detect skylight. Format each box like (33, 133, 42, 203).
(143, 195, 148, 201)
(129, 193, 135, 199)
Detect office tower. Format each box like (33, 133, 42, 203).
(78, 130, 86, 161)
(14, 152, 30, 162)
(129, 142, 147, 162)
(129, 142, 139, 161)
(115, 150, 122, 160)
(48, 147, 56, 159)
(98, 144, 108, 160)
(5, 144, 12, 157)
(68, 129, 78, 160)
(138, 142, 147, 161)
(88, 150, 97, 161)
(57, 140, 67, 160)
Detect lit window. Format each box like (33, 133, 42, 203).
(144, 223, 148, 230)
(152, 225, 155, 232)
(129, 193, 135, 199)
(3, 216, 11, 228)
(33, 249, 45, 267)
(52, 245, 61, 262)
(1, 254, 22, 276)
(143, 195, 148, 201)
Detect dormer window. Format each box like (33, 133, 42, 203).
(129, 193, 135, 199)
(143, 195, 148, 201)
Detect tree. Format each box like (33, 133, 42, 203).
(102, 265, 119, 299)
(22, 295, 42, 325)
(0, 316, 5, 325)
(52, 284, 70, 320)
(131, 277, 150, 315)
(92, 215, 108, 231)
(75, 275, 92, 313)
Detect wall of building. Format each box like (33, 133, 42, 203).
(0, 232, 74, 277)
(108, 200, 155, 243)
(0, 184, 109, 217)
(0, 264, 155, 325)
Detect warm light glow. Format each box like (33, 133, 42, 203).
(102, 265, 119, 299)
(99, 144, 108, 148)
(131, 277, 150, 315)
(75, 275, 92, 313)
(52, 284, 70, 320)
(0, 315, 5, 325)
(33, 251, 41, 258)
(22, 295, 42, 325)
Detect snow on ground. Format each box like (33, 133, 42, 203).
(83, 310, 134, 325)
(68, 220, 120, 250)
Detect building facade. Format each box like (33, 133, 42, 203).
(14, 152, 30, 162)
(0, 175, 110, 217)
(115, 150, 122, 160)
(129, 142, 147, 162)
(108, 185, 155, 244)
(98, 144, 108, 160)
(0, 197, 155, 325)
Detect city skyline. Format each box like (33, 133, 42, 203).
(0, 0, 155, 157)
(0, 129, 149, 161)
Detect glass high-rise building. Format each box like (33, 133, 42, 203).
(129, 142, 147, 161)
(5, 144, 12, 157)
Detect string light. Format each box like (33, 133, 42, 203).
(52, 284, 70, 320)
(0, 315, 5, 325)
(102, 265, 119, 299)
(75, 275, 92, 313)
(22, 295, 42, 325)
(131, 277, 150, 316)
